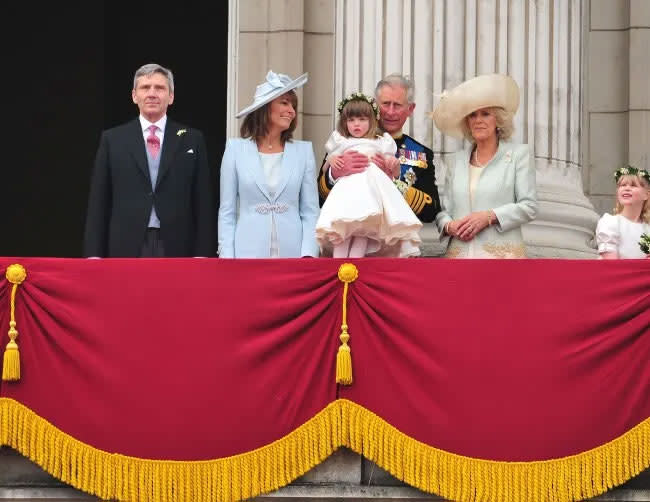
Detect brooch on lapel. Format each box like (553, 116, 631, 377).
(177, 129, 187, 136)
(504, 150, 513, 163)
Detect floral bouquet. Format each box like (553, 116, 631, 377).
(640, 233, 650, 255)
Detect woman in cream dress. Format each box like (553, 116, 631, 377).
(431, 74, 537, 258)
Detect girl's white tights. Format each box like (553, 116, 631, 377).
(333, 236, 368, 258)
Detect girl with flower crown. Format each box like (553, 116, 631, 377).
(596, 166, 650, 259)
(315, 93, 422, 257)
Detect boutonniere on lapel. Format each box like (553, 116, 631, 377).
(176, 129, 187, 136)
(504, 150, 513, 163)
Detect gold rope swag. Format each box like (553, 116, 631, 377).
(3, 264, 27, 381)
(336, 263, 358, 385)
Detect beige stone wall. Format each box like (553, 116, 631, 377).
(234, 0, 336, 162)
(303, 0, 336, 163)
(586, 0, 650, 215)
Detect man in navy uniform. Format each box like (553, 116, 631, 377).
(318, 74, 440, 222)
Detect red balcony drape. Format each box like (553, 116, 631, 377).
(1, 258, 648, 502)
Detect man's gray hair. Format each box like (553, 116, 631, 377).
(375, 73, 415, 103)
(133, 63, 175, 94)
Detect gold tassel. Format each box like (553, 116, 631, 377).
(336, 325, 352, 385)
(336, 263, 358, 385)
(2, 322, 20, 381)
(3, 264, 27, 381)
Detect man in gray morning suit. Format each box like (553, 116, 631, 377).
(83, 63, 216, 257)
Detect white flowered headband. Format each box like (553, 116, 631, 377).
(337, 92, 380, 120)
(614, 166, 650, 184)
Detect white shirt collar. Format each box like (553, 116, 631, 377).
(139, 115, 167, 133)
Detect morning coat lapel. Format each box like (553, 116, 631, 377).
(155, 119, 183, 189)
(126, 119, 150, 183)
(272, 140, 296, 201)
(474, 141, 507, 183)
(459, 144, 472, 202)
(247, 139, 272, 201)
(463, 141, 508, 208)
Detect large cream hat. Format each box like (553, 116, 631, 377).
(431, 74, 520, 139)
(236, 70, 308, 118)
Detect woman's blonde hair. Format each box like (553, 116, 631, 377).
(460, 106, 514, 143)
(336, 99, 381, 139)
(614, 174, 650, 223)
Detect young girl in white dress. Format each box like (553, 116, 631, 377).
(596, 166, 650, 259)
(315, 93, 422, 258)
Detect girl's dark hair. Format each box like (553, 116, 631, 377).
(336, 99, 380, 139)
(240, 90, 298, 144)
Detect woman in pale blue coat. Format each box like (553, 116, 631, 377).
(218, 71, 320, 258)
(431, 74, 537, 258)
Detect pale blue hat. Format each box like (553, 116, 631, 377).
(236, 70, 308, 118)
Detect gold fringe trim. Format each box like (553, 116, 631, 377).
(1, 397, 649, 502)
(340, 400, 650, 502)
(0, 397, 342, 502)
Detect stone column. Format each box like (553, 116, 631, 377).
(227, 0, 336, 164)
(585, 0, 650, 216)
(228, 0, 307, 139)
(334, 0, 599, 257)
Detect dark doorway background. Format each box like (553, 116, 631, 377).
(3, 2, 227, 257)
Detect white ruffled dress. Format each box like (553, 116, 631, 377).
(596, 213, 649, 259)
(315, 131, 422, 257)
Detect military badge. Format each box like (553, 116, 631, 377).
(404, 168, 417, 187)
(398, 149, 427, 169)
(417, 152, 428, 168)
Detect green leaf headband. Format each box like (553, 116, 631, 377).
(337, 92, 380, 120)
(614, 165, 650, 184)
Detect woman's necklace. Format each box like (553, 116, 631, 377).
(260, 138, 279, 151)
(260, 137, 282, 150)
(474, 148, 484, 168)
(474, 144, 497, 167)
